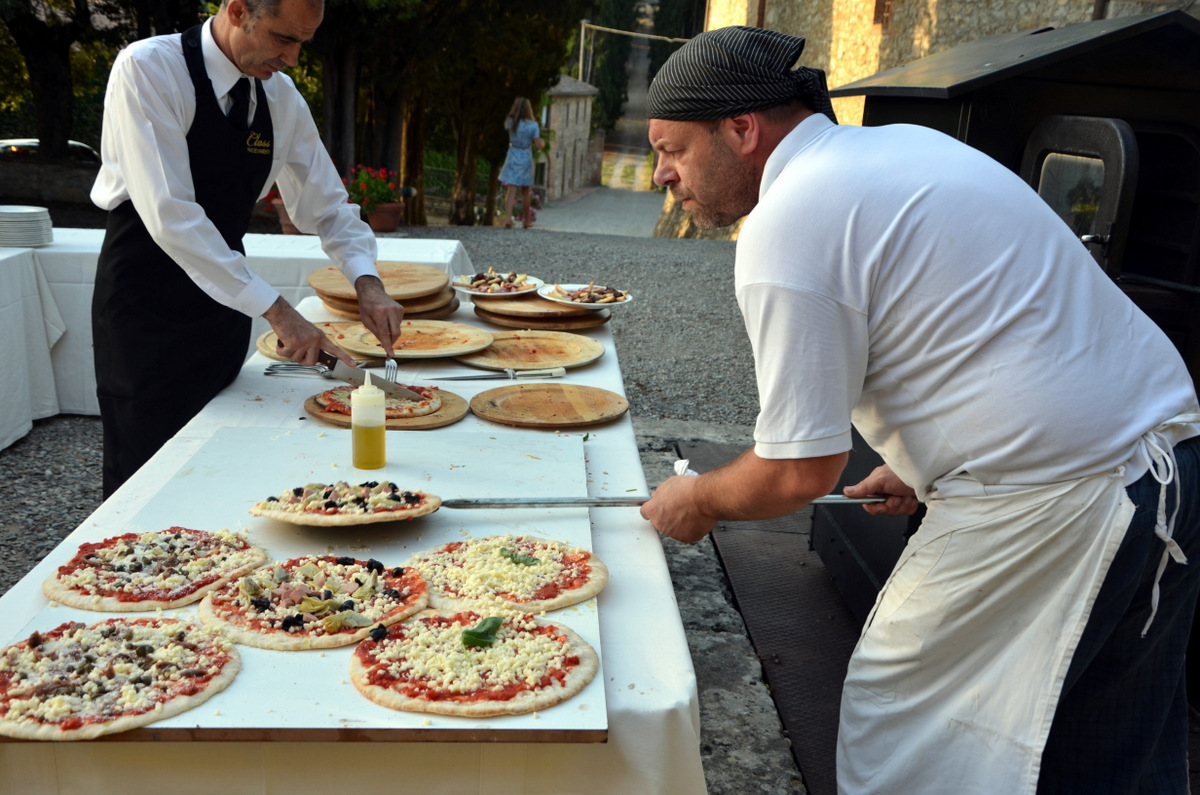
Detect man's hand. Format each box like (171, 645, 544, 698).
(640, 475, 718, 544)
(844, 464, 919, 516)
(262, 296, 354, 366)
(355, 275, 404, 357)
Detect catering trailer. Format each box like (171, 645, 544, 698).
(813, 11, 1200, 631)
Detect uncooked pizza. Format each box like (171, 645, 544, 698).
(312, 384, 442, 419)
(407, 534, 608, 613)
(349, 608, 599, 717)
(42, 528, 268, 612)
(0, 617, 239, 740)
(198, 555, 429, 651)
(250, 481, 441, 526)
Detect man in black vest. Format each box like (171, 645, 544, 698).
(90, 0, 401, 497)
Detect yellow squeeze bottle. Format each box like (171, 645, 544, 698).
(351, 371, 386, 469)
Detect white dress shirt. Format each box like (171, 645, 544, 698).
(91, 18, 378, 318)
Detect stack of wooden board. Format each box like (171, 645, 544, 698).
(469, 293, 611, 331)
(308, 261, 459, 320)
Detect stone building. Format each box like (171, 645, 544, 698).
(656, 0, 1198, 238)
(543, 75, 601, 201)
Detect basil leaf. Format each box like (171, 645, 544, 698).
(461, 616, 504, 648)
(500, 547, 540, 566)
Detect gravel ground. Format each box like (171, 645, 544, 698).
(0, 209, 803, 794)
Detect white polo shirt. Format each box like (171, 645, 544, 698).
(737, 114, 1199, 498)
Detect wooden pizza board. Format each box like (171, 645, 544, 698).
(335, 320, 494, 359)
(470, 293, 597, 318)
(303, 391, 468, 430)
(455, 330, 605, 371)
(470, 383, 629, 428)
(474, 305, 612, 331)
(321, 295, 460, 321)
(256, 321, 378, 363)
(318, 285, 455, 314)
(307, 261, 450, 301)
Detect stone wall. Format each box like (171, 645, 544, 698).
(654, 0, 1196, 239)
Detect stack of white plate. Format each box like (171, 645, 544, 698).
(0, 205, 53, 247)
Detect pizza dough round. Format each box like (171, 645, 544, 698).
(349, 609, 599, 717)
(0, 617, 240, 741)
(198, 555, 429, 651)
(407, 534, 608, 613)
(42, 528, 268, 612)
(312, 384, 442, 419)
(249, 482, 441, 526)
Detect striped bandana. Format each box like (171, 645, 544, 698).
(647, 26, 837, 124)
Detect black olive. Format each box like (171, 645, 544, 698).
(322, 589, 333, 600)
(369, 625, 387, 642)
(292, 487, 304, 497)
(266, 495, 279, 502)
(280, 615, 305, 632)
(359, 481, 379, 489)
(391, 567, 404, 577)
(382, 588, 400, 599)
(402, 491, 420, 504)
(387, 492, 404, 502)
(324, 499, 338, 509)
(336, 556, 356, 565)
(27, 632, 42, 648)
(366, 559, 384, 574)
(340, 600, 355, 611)
(251, 596, 271, 612)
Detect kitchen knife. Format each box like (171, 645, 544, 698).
(316, 350, 427, 401)
(442, 495, 886, 509)
(429, 367, 567, 381)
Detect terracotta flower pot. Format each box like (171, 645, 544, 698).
(367, 201, 404, 233)
(272, 198, 302, 235)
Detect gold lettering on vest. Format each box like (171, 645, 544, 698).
(245, 131, 272, 156)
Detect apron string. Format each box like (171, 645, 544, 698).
(1139, 425, 1190, 637)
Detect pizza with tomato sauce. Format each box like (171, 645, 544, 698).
(0, 617, 239, 740)
(312, 384, 442, 419)
(407, 534, 608, 613)
(249, 481, 441, 526)
(349, 609, 598, 717)
(42, 528, 268, 612)
(198, 555, 429, 651)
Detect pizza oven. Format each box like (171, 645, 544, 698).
(811, 10, 1200, 622)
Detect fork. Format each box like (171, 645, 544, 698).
(383, 357, 398, 384)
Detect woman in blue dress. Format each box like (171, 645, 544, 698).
(499, 97, 544, 228)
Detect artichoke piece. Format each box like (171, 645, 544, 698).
(238, 576, 264, 599)
(295, 596, 340, 616)
(272, 565, 289, 584)
(295, 561, 322, 581)
(321, 611, 373, 633)
(351, 571, 378, 600)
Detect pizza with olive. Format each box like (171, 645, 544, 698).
(197, 555, 429, 651)
(312, 384, 442, 419)
(0, 617, 239, 740)
(249, 481, 441, 526)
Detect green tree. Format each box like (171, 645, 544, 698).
(588, 0, 634, 133)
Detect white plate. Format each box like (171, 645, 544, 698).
(537, 283, 634, 309)
(451, 273, 544, 297)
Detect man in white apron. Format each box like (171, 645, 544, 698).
(639, 26, 1200, 794)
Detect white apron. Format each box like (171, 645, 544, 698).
(836, 415, 1198, 794)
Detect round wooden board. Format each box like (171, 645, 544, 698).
(318, 285, 455, 315)
(474, 305, 611, 330)
(307, 262, 450, 301)
(303, 391, 469, 430)
(469, 293, 596, 318)
(454, 330, 605, 371)
(335, 320, 494, 359)
(256, 321, 375, 363)
(320, 295, 460, 321)
(470, 383, 629, 429)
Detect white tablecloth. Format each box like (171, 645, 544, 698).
(0, 296, 707, 795)
(0, 247, 66, 450)
(30, 228, 476, 416)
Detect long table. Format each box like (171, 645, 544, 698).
(0, 288, 708, 792)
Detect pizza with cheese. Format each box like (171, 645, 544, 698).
(249, 481, 441, 526)
(349, 608, 598, 717)
(312, 384, 442, 419)
(0, 617, 239, 741)
(42, 527, 268, 612)
(198, 555, 429, 650)
(407, 534, 608, 613)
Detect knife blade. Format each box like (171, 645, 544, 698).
(317, 350, 427, 401)
(442, 495, 885, 509)
(429, 367, 567, 381)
